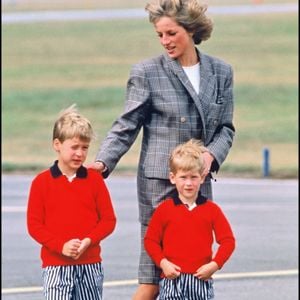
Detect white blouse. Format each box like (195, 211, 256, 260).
(182, 62, 200, 95)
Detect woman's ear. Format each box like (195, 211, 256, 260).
(188, 30, 195, 39)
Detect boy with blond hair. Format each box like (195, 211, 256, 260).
(144, 139, 235, 299)
(27, 105, 116, 300)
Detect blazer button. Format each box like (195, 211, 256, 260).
(213, 120, 218, 126)
(180, 117, 186, 123)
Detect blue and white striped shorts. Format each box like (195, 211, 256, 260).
(159, 273, 214, 300)
(42, 263, 104, 300)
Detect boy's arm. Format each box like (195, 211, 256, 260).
(211, 204, 236, 269)
(85, 174, 116, 244)
(27, 177, 65, 253)
(144, 208, 166, 267)
(195, 204, 235, 280)
(145, 211, 183, 279)
(160, 258, 181, 279)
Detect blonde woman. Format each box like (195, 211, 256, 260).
(92, 0, 235, 298)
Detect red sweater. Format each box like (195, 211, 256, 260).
(27, 162, 116, 267)
(144, 193, 235, 276)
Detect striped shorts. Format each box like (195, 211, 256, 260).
(159, 274, 214, 300)
(42, 263, 103, 300)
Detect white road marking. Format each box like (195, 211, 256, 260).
(2, 206, 27, 212)
(2, 269, 298, 294)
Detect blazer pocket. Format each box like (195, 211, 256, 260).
(207, 103, 224, 126)
(143, 152, 171, 180)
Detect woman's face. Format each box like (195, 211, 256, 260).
(154, 16, 194, 63)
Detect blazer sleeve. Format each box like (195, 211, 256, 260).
(206, 64, 235, 172)
(95, 63, 151, 176)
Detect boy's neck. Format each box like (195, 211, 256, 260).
(179, 195, 197, 207)
(184, 202, 197, 210)
(57, 161, 78, 177)
(64, 173, 77, 182)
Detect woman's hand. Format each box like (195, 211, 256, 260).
(202, 151, 214, 177)
(87, 161, 106, 173)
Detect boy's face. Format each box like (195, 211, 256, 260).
(53, 137, 90, 174)
(169, 169, 205, 203)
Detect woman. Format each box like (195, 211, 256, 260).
(92, 0, 235, 299)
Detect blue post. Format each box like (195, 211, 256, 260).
(263, 148, 270, 177)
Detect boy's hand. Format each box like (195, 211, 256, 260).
(160, 258, 181, 279)
(62, 239, 81, 258)
(73, 238, 91, 260)
(194, 261, 219, 280)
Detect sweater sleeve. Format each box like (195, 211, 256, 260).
(144, 203, 166, 267)
(86, 172, 117, 245)
(27, 175, 65, 254)
(211, 204, 236, 268)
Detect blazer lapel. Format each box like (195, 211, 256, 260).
(164, 50, 216, 140)
(198, 51, 217, 108)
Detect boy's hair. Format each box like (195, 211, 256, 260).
(169, 139, 207, 174)
(52, 104, 94, 142)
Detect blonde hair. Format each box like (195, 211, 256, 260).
(169, 139, 207, 174)
(145, 0, 213, 44)
(52, 104, 94, 142)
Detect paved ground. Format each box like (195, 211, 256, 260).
(2, 3, 298, 24)
(2, 174, 298, 299)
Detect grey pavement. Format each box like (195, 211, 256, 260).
(2, 3, 298, 24)
(2, 174, 299, 299)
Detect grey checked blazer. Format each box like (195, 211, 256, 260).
(96, 48, 235, 223)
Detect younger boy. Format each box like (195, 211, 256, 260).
(27, 105, 116, 300)
(144, 139, 235, 299)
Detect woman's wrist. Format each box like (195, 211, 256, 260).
(95, 161, 108, 172)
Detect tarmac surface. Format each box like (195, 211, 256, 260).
(2, 174, 298, 299)
(2, 3, 298, 24)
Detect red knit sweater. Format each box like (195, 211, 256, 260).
(27, 162, 116, 267)
(144, 194, 235, 276)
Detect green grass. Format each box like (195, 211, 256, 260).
(2, 13, 298, 178)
